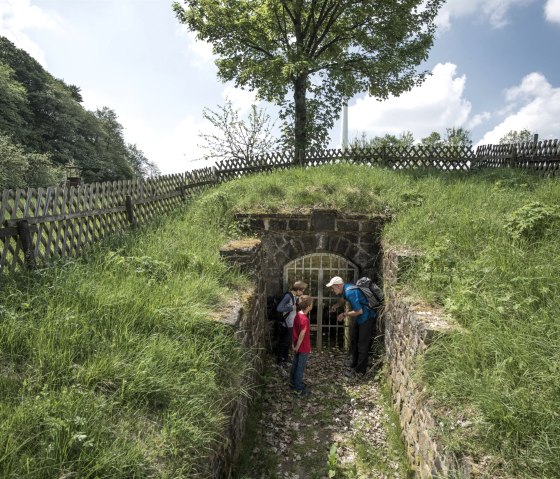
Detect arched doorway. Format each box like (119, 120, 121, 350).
(284, 253, 359, 351)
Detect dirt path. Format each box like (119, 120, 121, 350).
(235, 349, 411, 479)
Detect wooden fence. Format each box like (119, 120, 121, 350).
(475, 139, 560, 173)
(1, 141, 559, 274)
(0, 168, 215, 274)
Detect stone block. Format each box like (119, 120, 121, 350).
(289, 219, 309, 231)
(336, 219, 359, 232)
(311, 209, 337, 230)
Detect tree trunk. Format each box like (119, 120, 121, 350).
(293, 74, 307, 166)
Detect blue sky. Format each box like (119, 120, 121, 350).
(1, 0, 559, 174)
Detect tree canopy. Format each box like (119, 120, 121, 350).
(174, 0, 444, 160)
(0, 37, 158, 188)
(499, 129, 536, 145)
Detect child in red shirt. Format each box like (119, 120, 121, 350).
(290, 295, 313, 396)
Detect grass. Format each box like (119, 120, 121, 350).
(211, 164, 560, 478)
(0, 196, 253, 477)
(2, 163, 559, 478)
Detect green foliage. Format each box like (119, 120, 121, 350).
(499, 128, 536, 145)
(0, 133, 63, 189)
(0, 36, 154, 187)
(444, 127, 472, 147)
(173, 0, 444, 156)
(504, 201, 559, 240)
(349, 131, 415, 149)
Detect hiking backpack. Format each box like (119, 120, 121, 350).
(270, 291, 295, 325)
(348, 277, 384, 311)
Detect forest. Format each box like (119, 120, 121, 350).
(0, 37, 158, 190)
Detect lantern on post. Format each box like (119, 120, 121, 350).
(65, 165, 81, 187)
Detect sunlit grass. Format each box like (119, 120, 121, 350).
(2, 164, 559, 478)
(0, 198, 252, 478)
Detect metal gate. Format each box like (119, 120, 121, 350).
(284, 253, 358, 351)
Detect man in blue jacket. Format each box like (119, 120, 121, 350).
(327, 276, 376, 377)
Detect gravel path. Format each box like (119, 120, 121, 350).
(236, 349, 410, 479)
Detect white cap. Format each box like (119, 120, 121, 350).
(326, 276, 344, 287)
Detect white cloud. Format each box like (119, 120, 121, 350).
(348, 62, 472, 141)
(477, 72, 560, 145)
(0, 0, 61, 66)
(545, 0, 560, 23)
(221, 85, 259, 114)
(119, 113, 210, 174)
(436, 0, 534, 30)
(177, 27, 215, 68)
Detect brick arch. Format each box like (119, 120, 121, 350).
(235, 210, 385, 300)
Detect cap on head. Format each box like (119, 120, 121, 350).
(326, 276, 344, 287)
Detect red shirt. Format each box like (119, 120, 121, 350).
(292, 311, 311, 354)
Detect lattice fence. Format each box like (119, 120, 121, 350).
(476, 139, 560, 174)
(2, 141, 559, 274)
(0, 168, 216, 274)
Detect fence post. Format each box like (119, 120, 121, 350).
(179, 183, 187, 201)
(125, 195, 137, 228)
(212, 166, 220, 184)
(17, 220, 36, 270)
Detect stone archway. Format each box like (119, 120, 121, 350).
(284, 252, 359, 350)
(236, 209, 386, 349)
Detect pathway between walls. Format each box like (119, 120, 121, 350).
(235, 349, 410, 479)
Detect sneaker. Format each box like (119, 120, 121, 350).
(293, 388, 310, 397)
(344, 369, 356, 378)
(289, 382, 307, 390)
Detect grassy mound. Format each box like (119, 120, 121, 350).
(215, 164, 560, 478)
(1, 163, 558, 478)
(0, 199, 251, 478)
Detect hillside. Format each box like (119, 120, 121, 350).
(0, 164, 558, 478)
(0, 37, 157, 188)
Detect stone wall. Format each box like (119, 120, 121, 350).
(207, 238, 267, 478)
(235, 209, 386, 299)
(212, 234, 474, 478)
(383, 248, 466, 478)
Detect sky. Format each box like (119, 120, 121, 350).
(1, 0, 560, 175)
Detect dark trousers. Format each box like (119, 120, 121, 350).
(290, 352, 309, 391)
(277, 325, 292, 362)
(350, 318, 375, 374)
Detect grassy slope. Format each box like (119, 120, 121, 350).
(0, 198, 252, 478)
(216, 164, 560, 478)
(1, 164, 558, 478)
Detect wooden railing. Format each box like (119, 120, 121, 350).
(0, 168, 215, 274)
(1, 141, 559, 274)
(475, 139, 560, 173)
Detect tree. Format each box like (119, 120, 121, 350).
(420, 131, 442, 147)
(126, 143, 160, 178)
(0, 134, 63, 189)
(444, 127, 472, 147)
(174, 0, 444, 161)
(198, 99, 279, 162)
(349, 131, 414, 149)
(499, 129, 535, 144)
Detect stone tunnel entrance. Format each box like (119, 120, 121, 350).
(236, 209, 386, 351)
(284, 252, 358, 349)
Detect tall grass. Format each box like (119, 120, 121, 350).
(2, 163, 558, 478)
(0, 195, 252, 478)
(212, 164, 560, 478)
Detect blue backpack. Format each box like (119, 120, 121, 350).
(347, 277, 384, 312)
